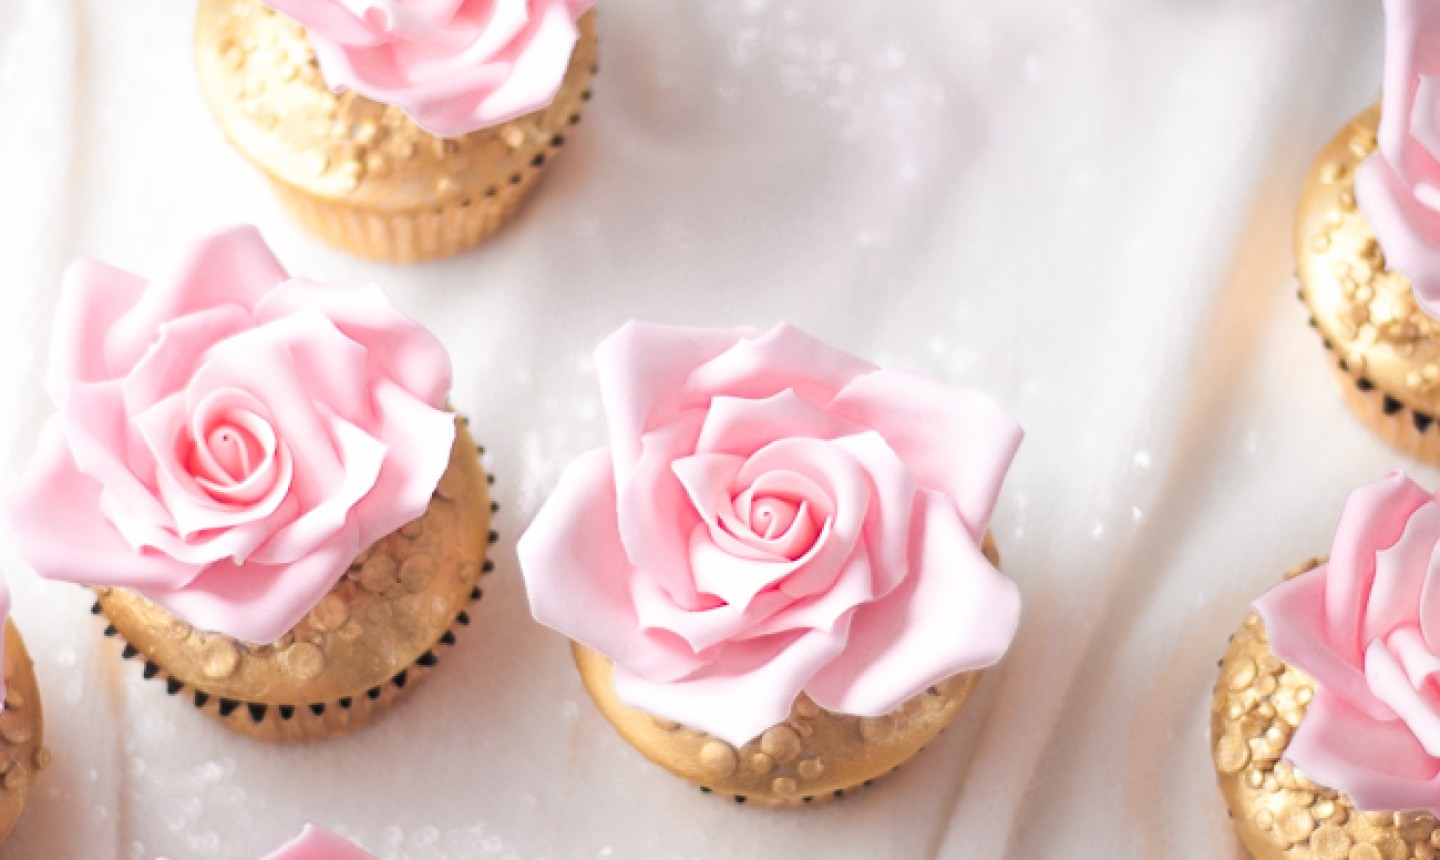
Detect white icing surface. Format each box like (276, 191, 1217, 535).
(0, 0, 1404, 856)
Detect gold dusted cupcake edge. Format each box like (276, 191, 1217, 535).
(1211, 559, 1440, 859)
(195, 0, 598, 262)
(0, 624, 47, 844)
(96, 418, 495, 743)
(575, 535, 999, 808)
(1297, 103, 1440, 463)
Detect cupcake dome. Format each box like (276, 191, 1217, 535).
(520, 321, 1022, 804)
(0, 572, 45, 844)
(194, 0, 597, 262)
(1213, 474, 1440, 858)
(6, 226, 493, 741)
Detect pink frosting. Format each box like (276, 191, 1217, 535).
(159, 825, 376, 860)
(1355, 0, 1440, 317)
(518, 322, 1023, 746)
(259, 0, 595, 138)
(6, 226, 455, 644)
(1254, 471, 1440, 814)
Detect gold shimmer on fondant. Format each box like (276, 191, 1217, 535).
(1211, 561, 1440, 860)
(1298, 104, 1440, 463)
(574, 536, 999, 808)
(194, 0, 597, 262)
(95, 419, 495, 743)
(0, 624, 47, 843)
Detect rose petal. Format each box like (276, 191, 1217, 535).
(739, 543, 875, 639)
(62, 380, 174, 533)
(804, 489, 1019, 716)
(47, 258, 147, 398)
(250, 410, 384, 565)
(612, 624, 852, 747)
(343, 379, 455, 542)
(106, 227, 287, 376)
(253, 280, 452, 409)
(631, 566, 795, 653)
(120, 304, 256, 417)
(595, 321, 750, 476)
(1357, 152, 1440, 317)
(518, 449, 707, 683)
(1256, 562, 1396, 722)
(1285, 686, 1440, 813)
(1363, 500, 1440, 644)
(5, 418, 198, 590)
(828, 367, 1021, 538)
(685, 324, 875, 418)
(617, 410, 708, 608)
(144, 527, 359, 644)
(693, 389, 867, 458)
(1321, 471, 1434, 667)
(1366, 629, 1440, 757)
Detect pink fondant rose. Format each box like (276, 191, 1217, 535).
(6, 226, 455, 644)
(519, 322, 1023, 745)
(1356, 0, 1440, 316)
(1256, 471, 1440, 813)
(261, 0, 594, 138)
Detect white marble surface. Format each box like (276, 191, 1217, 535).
(0, 0, 1411, 857)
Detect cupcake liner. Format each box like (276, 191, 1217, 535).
(572, 535, 1000, 808)
(195, 0, 599, 263)
(95, 419, 495, 743)
(1296, 102, 1440, 465)
(0, 624, 46, 843)
(1209, 559, 1438, 860)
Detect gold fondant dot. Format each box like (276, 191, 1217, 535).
(400, 518, 424, 540)
(31, 748, 50, 770)
(1214, 731, 1249, 774)
(199, 638, 240, 678)
(359, 554, 399, 593)
(284, 643, 325, 680)
(698, 741, 737, 779)
(796, 759, 824, 781)
(309, 594, 349, 632)
(760, 726, 802, 765)
(456, 561, 481, 586)
(400, 556, 435, 593)
(1310, 824, 1351, 859)
(749, 753, 774, 774)
(1276, 806, 1315, 845)
(1224, 657, 1257, 691)
(771, 777, 797, 795)
(793, 697, 819, 719)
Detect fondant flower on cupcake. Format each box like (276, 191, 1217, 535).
(1256, 471, 1440, 813)
(1356, 0, 1440, 315)
(261, 0, 596, 138)
(6, 226, 454, 644)
(519, 322, 1022, 745)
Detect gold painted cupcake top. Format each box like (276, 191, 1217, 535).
(1212, 561, 1440, 860)
(574, 643, 977, 807)
(1298, 104, 1440, 415)
(572, 535, 1000, 807)
(97, 419, 490, 704)
(194, 0, 596, 210)
(0, 624, 46, 844)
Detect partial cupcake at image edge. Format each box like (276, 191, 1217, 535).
(0, 573, 47, 846)
(5, 225, 495, 742)
(195, 0, 598, 263)
(518, 321, 1023, 806)
(1212, 472, 1440, 858)
(1298, 0, 1440, 464)
(160, 824, 377, 860)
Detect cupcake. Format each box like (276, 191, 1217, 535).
(1299, 0, 1440, 463)
(195, 0, 597, 263)
(6, 226, 494, 742)
(161, 824, 376, 859)
(1212, 472, 1440, 858)
(0, 577, 46, 844)
(519, 322, 1023, 806)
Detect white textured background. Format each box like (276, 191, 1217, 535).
(0, 1, 1412, 857)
